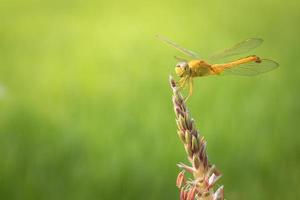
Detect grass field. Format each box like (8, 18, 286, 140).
(0, 0, 300, 199)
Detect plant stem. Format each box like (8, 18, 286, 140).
(169, 76, 224, 200)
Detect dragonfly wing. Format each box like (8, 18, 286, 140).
(222, 59, 279, 76)
(156, 35, 201, 59)
(174, 56, 188, 62)
(208, 38, 263, 61)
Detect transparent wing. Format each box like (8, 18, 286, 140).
(156, 35, 201, 59)
(208, 38, 263, 61)
(174, 56, 188, 62)
(221, 59, 279, 76)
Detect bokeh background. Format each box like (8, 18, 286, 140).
(0, 0, 299, 199)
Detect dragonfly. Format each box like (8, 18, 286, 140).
(157, 35, 279, 101)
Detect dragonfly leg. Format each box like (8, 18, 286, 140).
(184, 78, 193, 102)
(177, 77, 188, 89)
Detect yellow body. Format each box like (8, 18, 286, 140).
(188, 55, 260, 77)
(176, 55, 261, 101)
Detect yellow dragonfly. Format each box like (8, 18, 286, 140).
(157, 35, 279, 100)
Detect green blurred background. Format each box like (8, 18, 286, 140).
(0, 0, 299, 199)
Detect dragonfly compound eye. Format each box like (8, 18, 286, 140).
(176, 62, 188, 70)
(175, 62, 188, 77)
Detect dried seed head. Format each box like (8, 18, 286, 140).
(176, 170, 186, 188)
(169, 75, 224, 200)
(193, 154, 201, 169)
(213, 186, 224, 200)
(180, 188, 188, 200)
(187, 186, 197, 200)
(178, 130, 186, 144)
(192, 135, 199, 153)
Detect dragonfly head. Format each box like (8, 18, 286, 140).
(175, 61, 189, 77)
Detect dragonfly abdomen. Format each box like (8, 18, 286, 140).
(212, 55, 260, 69)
